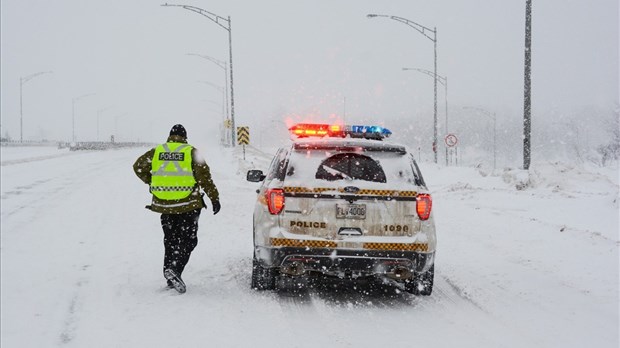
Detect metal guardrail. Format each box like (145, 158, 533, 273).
(66, 141, 155, 151)
(0, 140, 58, 147)
(1, 140, 155, 150)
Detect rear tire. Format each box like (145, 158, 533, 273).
(405, 264, 434, 296)
(251, 258, 276, 290)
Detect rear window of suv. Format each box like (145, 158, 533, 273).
(315, 153, 386, 183)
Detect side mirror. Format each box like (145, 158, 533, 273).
(247, 169, 266, 182)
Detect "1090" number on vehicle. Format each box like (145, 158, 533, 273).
(383, 224, 410, 232)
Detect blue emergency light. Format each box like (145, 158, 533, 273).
(347, 125, 392, 139)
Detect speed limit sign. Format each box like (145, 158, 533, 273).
(445, 134, 458, 147)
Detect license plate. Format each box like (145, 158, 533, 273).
(336, 204, 366, 219)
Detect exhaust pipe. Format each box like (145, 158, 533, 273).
(280, 262, 306, 276)
(385, 266, 412, 280)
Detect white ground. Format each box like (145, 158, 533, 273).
(1, 144, 618, 348)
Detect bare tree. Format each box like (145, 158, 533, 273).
(597, 107, 620, 166)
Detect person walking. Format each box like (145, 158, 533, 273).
(133, 124, 220, 293)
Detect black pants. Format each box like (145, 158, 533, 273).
(160, 209, 201, 278)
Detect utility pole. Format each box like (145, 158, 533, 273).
(523, 0, 533, 170)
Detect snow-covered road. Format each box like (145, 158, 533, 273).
(1, 145, 618, 348)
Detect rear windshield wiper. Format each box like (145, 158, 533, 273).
(321, 165, 352, 180)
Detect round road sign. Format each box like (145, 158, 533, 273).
(445, 134, 458, 147)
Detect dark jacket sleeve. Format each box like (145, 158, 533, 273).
(192, 148, 220, 202)
(133, 148, 155, 185)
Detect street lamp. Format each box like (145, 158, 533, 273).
(368, 14, 438, 163)
(196, 80, 225, 95)
(97, 106, 113, 141)
(196, 81, 227, 143)
(162, 3, 237, 146)
(403, 68, 448, 165)
(187, 54, 229, 119)
(72, 93, 95, 142)
(114, 112, 127, 141)
(196, 81, 227, 124)
(463, 106, 497, 171)
(259, 119, 282, 150)
(187, 53, 231, 146)
(20, 71, 53, 142)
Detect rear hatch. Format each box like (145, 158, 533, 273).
(275, 140, 427, 251)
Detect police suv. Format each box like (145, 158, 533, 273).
(247, 123, 436, 295)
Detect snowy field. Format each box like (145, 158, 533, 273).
(1, 144, 618, 348)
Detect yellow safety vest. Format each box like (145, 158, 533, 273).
(150, 142, 197, 200)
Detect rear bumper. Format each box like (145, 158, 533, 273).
(255, 246, 434, 279)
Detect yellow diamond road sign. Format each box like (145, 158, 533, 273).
(237, 126, 250, 145)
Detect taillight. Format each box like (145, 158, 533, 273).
(416, 193, 432, 220)
(266, 188, 285, 214)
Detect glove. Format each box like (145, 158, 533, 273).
(211, 200, 221, 215)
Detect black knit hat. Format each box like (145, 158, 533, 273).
(169, 124, 187, 138)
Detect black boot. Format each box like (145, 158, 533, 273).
(164, 269, 186, 294)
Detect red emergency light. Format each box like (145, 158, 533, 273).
(289, 124, 343, 138)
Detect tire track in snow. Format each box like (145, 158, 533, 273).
(1, 155, 110, 222)
(1, 151, 83, 167)
(1, 149, 147, 347)
(58, 265, 91, 346)
(438, 274, 487, 312)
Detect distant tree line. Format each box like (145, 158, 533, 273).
(597, 111, 620, 166)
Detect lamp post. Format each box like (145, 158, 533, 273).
(162, 3, 236, 146)
(187, 54, 229, 121)
(97, 106, 113, 141)
(367, 14, 438, 163)
(259, 119, 282, 150)
(196, 80, 225, 96)
(20, 71, 53, 142)
(464, 106, 497, 171)
(114, 112, 127, 141)
(72, 93, 95, 142)
(196, 80, 227, 126)
(403, 68, 448, 165)
(188, 53, 231, 146)
(196, 81, 228, 143)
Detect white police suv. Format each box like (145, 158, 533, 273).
(247, 123, 436, 295)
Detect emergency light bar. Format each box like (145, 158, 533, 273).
(289, 123, 391, 140)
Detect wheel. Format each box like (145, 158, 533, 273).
(251, 258, 276, 290)
(405, 264, 434, 296)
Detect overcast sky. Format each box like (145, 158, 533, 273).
(1, 0, 618, 148)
